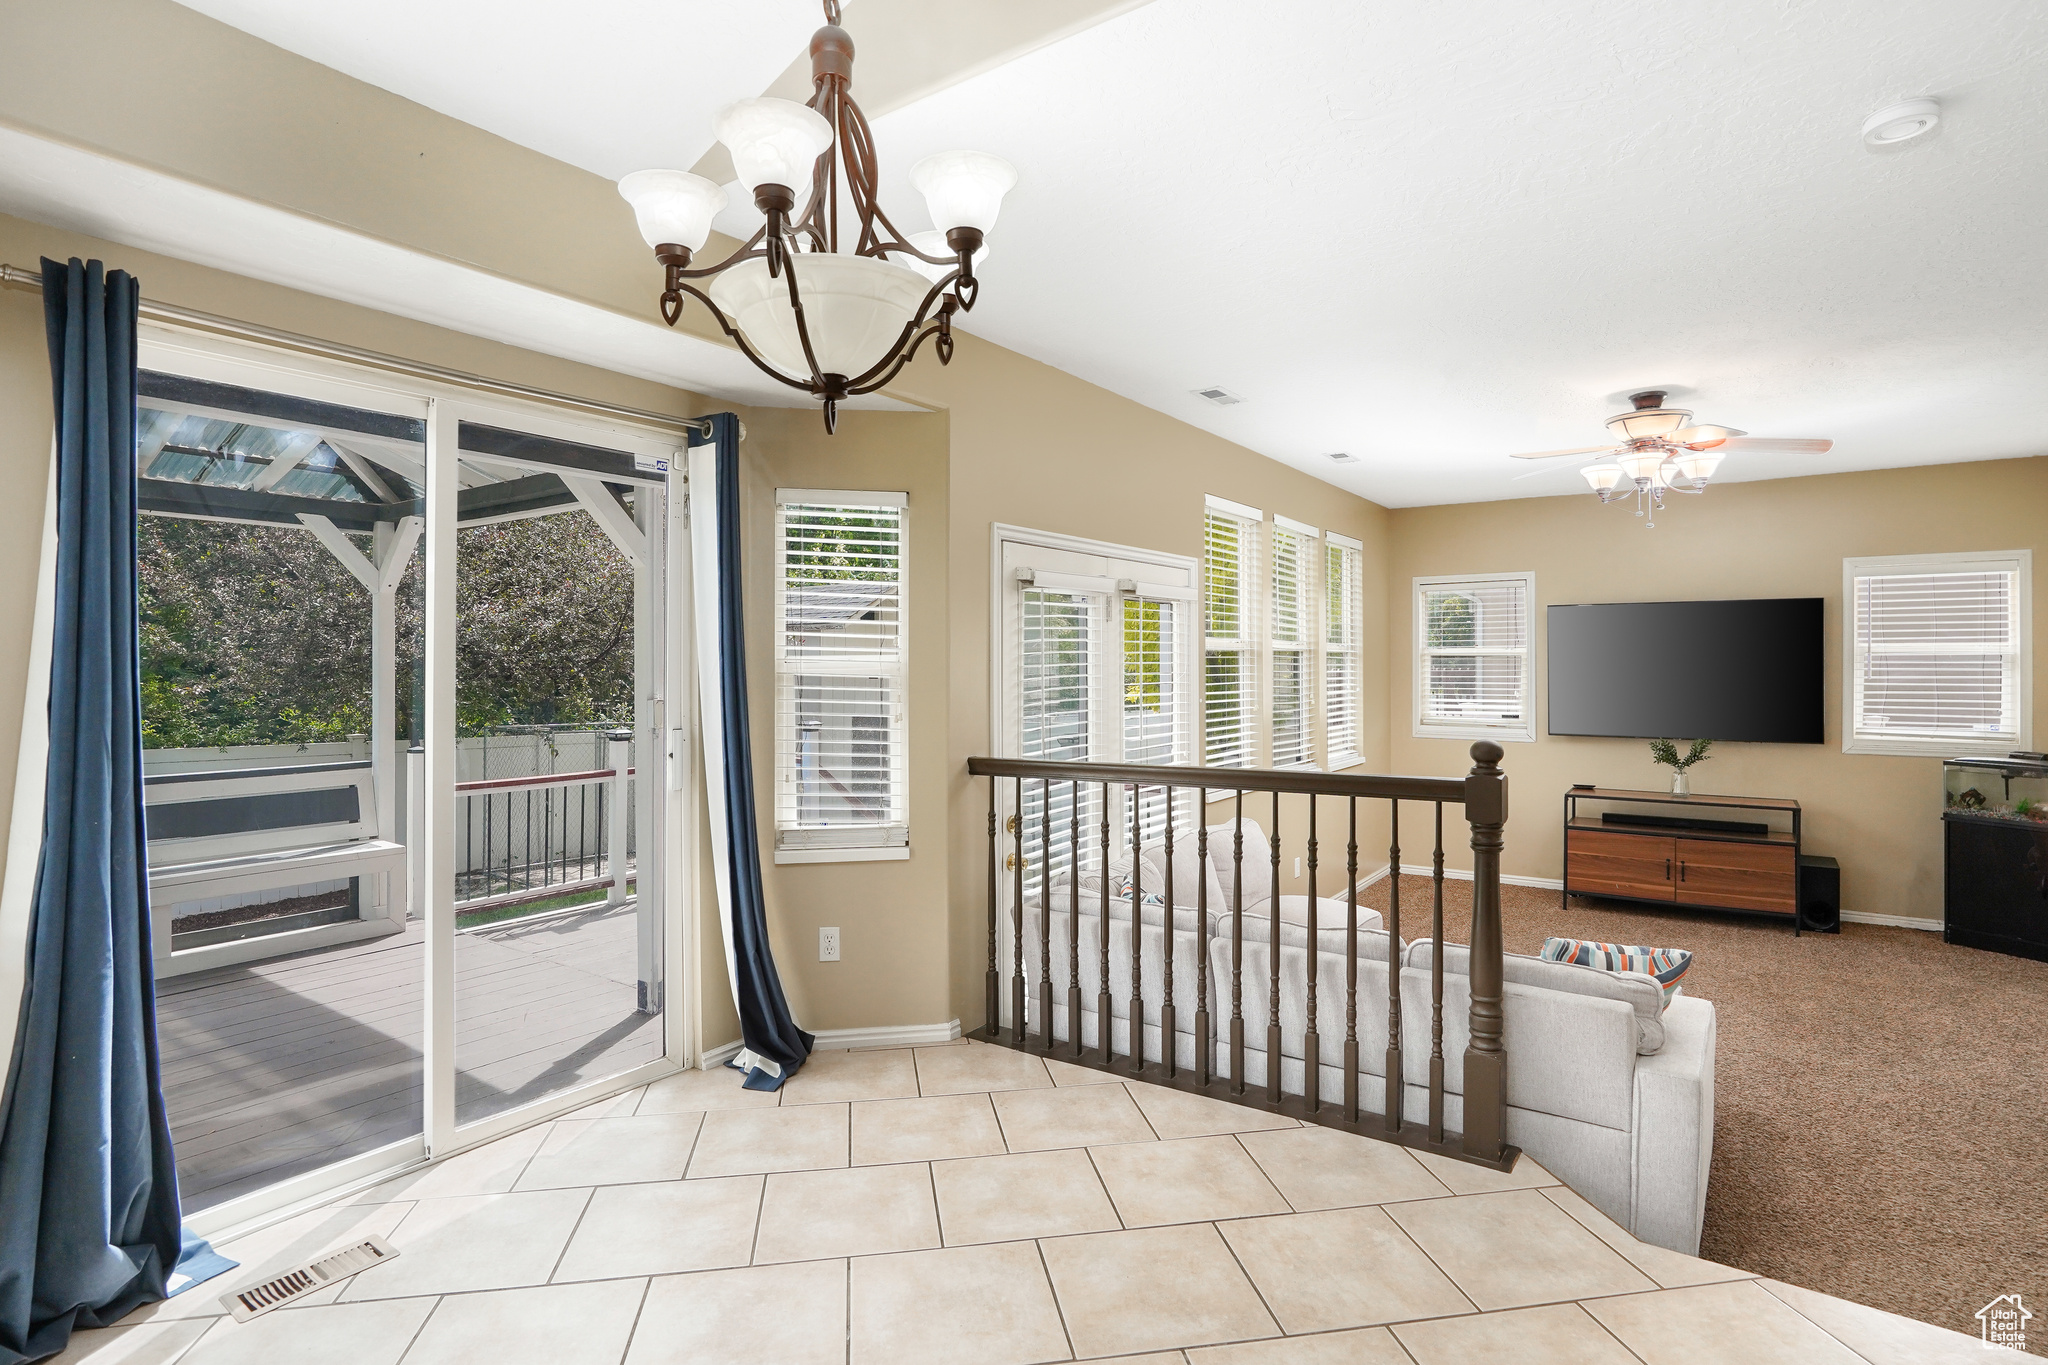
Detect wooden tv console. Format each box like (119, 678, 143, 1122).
(1562, 787, 1802, 927)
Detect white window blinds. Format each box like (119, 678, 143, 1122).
(1846, 552, 2030, 755)
(1324, 536, 1363, 764)
(1269, 521, 1315, 766)
(1203, 502, 1259, 767)
(1415, 573, 1534, 740)
(774, 491, 908, 849)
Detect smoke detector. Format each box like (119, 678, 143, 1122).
(1862, 98, 1941, 148)
(1192, 386, 1244, 406)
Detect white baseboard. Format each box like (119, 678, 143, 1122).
(1397, 863, 1565, 891)
(700, 1018, 964, 1069)
(1839, 912, 1941, 932)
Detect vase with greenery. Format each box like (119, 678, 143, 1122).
(1649, 738, 1714, 795)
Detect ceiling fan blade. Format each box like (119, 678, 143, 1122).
(1717, 437, 1833, 455)
(1507, 445, 1614, 461)
(1670, 424, 1745, 444)
(1511, 461, 1602, 482)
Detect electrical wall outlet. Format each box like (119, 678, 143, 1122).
(819, 927, 840, 962)
(1293, 856, 1302, 879)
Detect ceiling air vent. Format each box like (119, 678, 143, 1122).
(1192, 386, 1244, 406)
(1325, 452, 1359, 465)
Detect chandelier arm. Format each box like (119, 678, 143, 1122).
(775, 247, 833, 392)
(847, 318, 951, 395)
(669, 226, 772, 281)
(666, 281, 823, 397)
(837, 281, 953, 392)
(837, 93, 888, 258)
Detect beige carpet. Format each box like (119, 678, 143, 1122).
(1352, 873, 2047, 1350)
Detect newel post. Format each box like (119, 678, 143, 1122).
(1462, 740, 1510, 1162)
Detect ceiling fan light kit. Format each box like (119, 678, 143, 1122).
(617, 0, 1016, 432)
(1513, 390, 1832, 529)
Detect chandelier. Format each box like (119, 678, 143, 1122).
(616, 0, 1016, 432)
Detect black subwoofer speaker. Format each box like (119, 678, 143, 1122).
(1797, 854, 1841, 934)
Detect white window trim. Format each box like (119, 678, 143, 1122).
(772, 488, 910, 863)
(1412, 570, 1538, 743)
(1842, 549, 2032, 758)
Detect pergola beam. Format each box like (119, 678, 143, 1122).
(562, 475, 647, 571)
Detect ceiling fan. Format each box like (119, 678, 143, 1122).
(1508, 391, 1833, 527)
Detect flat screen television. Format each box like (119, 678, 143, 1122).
(1547, 598, 1825, 743)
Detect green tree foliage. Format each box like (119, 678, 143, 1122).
(139, 510, 635, 748)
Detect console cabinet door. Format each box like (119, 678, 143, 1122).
(1675, 837, 1796, 915)
(1567, 829, 1675, 902)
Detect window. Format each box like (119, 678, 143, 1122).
(1324, 533, 1364, 766)
(1844, 551, 2031, 756)
(774, 490, 908, 860)
(1269, 517, 1317, 766)
(998, 527, 1198, 899)
(1414, 572, 1535, 742)
(1202, 497, 1260, 767)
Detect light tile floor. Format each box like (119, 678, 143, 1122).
(58, 1040, 2035, 1365)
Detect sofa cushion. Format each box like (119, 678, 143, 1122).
(1204, 816, 1273, 910)
(1408, 939, 1667, 1055)
(1540, 938, 1692, 1007)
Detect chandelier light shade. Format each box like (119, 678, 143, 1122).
(1580, 463, 1624, 492)
(615, 0, 1015, 431)
(618, 170, 728, 253)
(716, 98, 835, 197)
(909, 151, 1019, 234)
(708, 253, 933, 380)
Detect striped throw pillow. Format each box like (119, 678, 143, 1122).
(1540, 938, 1692, 1009)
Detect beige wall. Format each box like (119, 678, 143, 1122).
(918, 331, 1396, 1026)
(1386, 457, 2048, 924)
(735, 406, 954, 1031)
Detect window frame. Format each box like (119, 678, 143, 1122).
(771, 487, 911, 864)
(1411, 570, 1537, 744)
(1323, 531, 1365, 770)
(1841, 549, 2032, 758)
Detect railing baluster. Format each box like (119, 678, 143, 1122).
(1128, 783, 1144, 1072)
(1098, 781, 1112, 1063)
(1430, 801, 1447, 1144)
(1304, 797, 1319, 1112)
(985, 779, 999, 1036)
(1012, 777, 1027, 1044)
(1229, 789, 1245, 1095)
(1039, 777, 1053, 1050)
(1345, 796, 1359, 1123)
(1267, 791, 1282, 1105)
(1068, 780, 1082, 1057)
(1195, 795, 1211, 1085)
(1161, 804, 1177, 1078)
(1385, 801, 1403, 1133)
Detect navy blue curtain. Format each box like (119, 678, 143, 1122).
(704, 413, 812, 1089)
(0, 259, 231, 1365)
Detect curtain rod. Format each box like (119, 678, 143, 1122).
(1, 263, 716, 439)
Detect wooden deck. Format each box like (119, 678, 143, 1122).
(156, 902, 663, 1212)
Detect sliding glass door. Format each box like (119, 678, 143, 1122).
(137, 330, 693, 1232)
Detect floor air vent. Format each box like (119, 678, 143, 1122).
(222, 1236, 398, 1322)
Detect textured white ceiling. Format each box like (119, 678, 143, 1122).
(165, 0, 2048, 505)
(865, 0, 2048, 504)
(167, 0, 822, 180)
